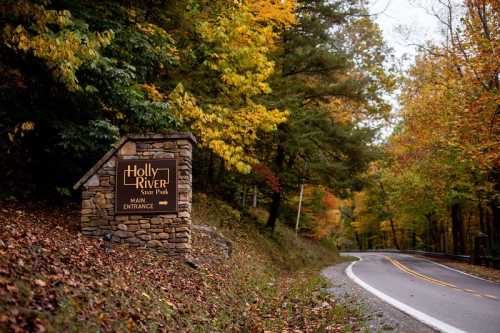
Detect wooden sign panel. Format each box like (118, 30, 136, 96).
(115, 159, 177, 214)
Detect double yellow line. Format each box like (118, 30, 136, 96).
(385, 255, 456, 288)
(384, 255, 498, 301)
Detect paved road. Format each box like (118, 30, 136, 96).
(343, 252, 500, 333)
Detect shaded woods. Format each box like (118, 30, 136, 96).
(0, 1, 392, 230)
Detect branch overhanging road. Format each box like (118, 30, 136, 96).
(339, 252, 500, 333)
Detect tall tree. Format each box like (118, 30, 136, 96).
(260, 0, 394, 230)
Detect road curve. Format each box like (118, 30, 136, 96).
(343, 252, 500, 333)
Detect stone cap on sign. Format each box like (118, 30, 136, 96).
(73, 132, 196, 190)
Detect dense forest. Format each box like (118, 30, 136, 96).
(0, 0, 498, 257)
(340, 0, 499, 257)
(0, 1, 391, 223)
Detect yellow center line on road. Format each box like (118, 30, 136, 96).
(384, 255, 498, 301)
(385, 256, 456, 288)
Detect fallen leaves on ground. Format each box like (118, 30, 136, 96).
(0, 201, 362, 332)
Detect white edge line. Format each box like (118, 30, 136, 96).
(345, 256, 467, 333)
(419, 257, 497, 284)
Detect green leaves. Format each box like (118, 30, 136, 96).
(59, 119, 119, 158)
(2, 0, 114, 91)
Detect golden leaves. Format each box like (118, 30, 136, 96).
(2, 2, 113, 91)
(170, 83, 287, 173)
(141, 83, 165, 102)
(7, 121, 35, 143)
(168, 3, 292, 173)
(197, 9, 275, 97)
(246, 0, 296, 27)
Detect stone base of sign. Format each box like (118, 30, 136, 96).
(74, 133, 195, 257)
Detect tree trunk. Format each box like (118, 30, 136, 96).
(443, 229, 448, 254)
(486, 207, 493, 251)
(207, 151, 214, 187)
(354, 231, 362, 250)
(266, 191, 281, 231)
(428, 214, 441, 252)
(425, 214, 433, 251)
(451, 203, 465, 254)
(411, 229, 417, 249)
(479, 201, 485, 233)
(217, 159, 225, 182)
(491, 198, 500, 249)
(266, 145, 285, 230)
(389, 218, 400, 250)
(241, 185, 247, 208)
(489, 169, 500, 251)
(252, 185, 257, 208)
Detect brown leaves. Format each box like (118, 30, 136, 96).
(0, 200, 361, 332)
(33, 279, 46, 287)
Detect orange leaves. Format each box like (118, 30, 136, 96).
(364, 0, 499, 247)
(0, 198, 361, 332)
(253, 163, 281, 192)
(397, 2, 499, 174)
(322, 191, 338, 210)
(295, 186, 342, 240)
(7, 121, 35, 143)
(33, 279, 47, 287)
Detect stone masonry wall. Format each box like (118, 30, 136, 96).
(79, 136, 193, 257)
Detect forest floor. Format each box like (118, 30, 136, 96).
(0, 193, 366, 332)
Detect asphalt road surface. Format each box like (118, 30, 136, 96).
(344, 252, 500, 333)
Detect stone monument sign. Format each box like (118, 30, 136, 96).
(73, 133, 196, 257)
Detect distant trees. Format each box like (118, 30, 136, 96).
(340, 0, 499, 256)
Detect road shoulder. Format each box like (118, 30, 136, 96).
(419, 256, 500, 283)
(321, 260, 437, 333)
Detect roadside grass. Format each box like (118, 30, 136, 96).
(0, 195, 365, 332)
(193, 193, 365, 331)
(194, 193, 344, 271)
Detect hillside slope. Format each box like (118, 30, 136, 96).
(0, 194, 363, 332)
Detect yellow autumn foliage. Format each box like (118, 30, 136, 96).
(170, 84, 287, 173)
(169, 2, 291, 173)
(2, 1, 113, 90)
(246, 0, 296, 27)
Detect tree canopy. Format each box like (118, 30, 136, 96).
(336, 0, 499, 256)
(1, 0, 393, 236)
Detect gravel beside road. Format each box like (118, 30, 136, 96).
(321, 261, 437, 333)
